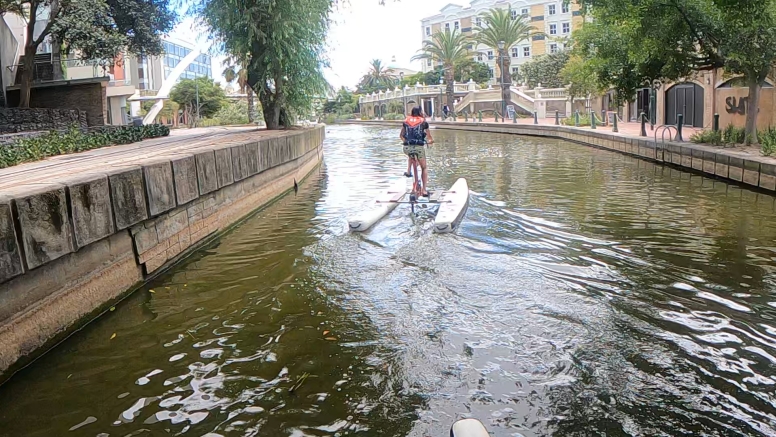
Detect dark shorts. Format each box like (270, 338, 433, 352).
(403, 144, 426, 160)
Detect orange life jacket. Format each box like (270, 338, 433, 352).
(403, 116, 426, 145)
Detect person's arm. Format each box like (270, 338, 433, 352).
(400, 126, 408, 144)
(425, 124, 434, 144)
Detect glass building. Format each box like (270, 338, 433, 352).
(161, 41, 212, 81)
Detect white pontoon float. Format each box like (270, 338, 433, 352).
(348, 178, 469, 233)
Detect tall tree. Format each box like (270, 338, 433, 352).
(195, 0, 330, 129)
(474, 7, 536, 111)
(357, 59, 395, 94)
(519, 49, 570, 88)
(223, 61, 256, 123)
(411, 28, 471, 113)
(169, 76, 226, 125)
(0, 0, 175, 107)
(576, 0, 776, 142)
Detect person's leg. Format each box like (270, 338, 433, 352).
(403, 145, 413, 177)
(419, 158, 429, 196)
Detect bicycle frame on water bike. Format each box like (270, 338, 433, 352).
(406, 140, 429, 203)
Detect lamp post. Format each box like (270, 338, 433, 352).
(400, 71, 405, 115)
(439, 77, 444, 120)
(498, 40, 505, 123)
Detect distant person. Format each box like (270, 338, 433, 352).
(399, 107, 434, 197)
(443, 104, 450, 119)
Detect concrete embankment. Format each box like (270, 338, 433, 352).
(351, 120, 776, 193)
(0, 125, 324, 380)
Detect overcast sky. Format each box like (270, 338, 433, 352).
(171, 0, 456, 90)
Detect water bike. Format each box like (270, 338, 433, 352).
(347, 144, 469, 233)
(450, 418, 489, 437)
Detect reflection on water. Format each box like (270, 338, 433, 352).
(1, 125, 776, 436)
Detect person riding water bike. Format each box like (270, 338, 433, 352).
(399, 107, 434, 197)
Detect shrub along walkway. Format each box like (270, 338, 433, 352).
(0, 126, 276, 193)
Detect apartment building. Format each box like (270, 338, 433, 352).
(127, 37, 213, 93)
(420, 0, 583, 81)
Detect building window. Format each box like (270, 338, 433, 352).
(427, 59, 432, 66)
(454, 21, 460, 30)
(562, 3, 570, 13)
(562, 22, 570, 34)
(512, 66, 519, 74)
(511, 9, 517, 20)
(511, 47, 519, 58)
(475, 17, 481, 27)
(489, 68, 494, 78)
(487, 50, 494, 60)
(426, 27, 430, 36)
(477, 53, 483, 61)
(549, 4, 556, 15)
(550, 43, 558, 53)
(522, 8, 529, 15)
(523, 46, 531, 57)
(445, 23, 450, 31)
(549, 24, 557, 35)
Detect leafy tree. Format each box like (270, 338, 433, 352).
(223, 61, 256, 123)
(411, 29, 471, 112)
(195, 0, 330, 130)
(323, 87, 357, 115)
(0, 0, 175, 107)
(141, 99, 179, 123)
(474, 8, 536, 108)
(518, 50, 570, 88)
(357, 59, 396, 94)
(169, 77, 226, 125)
(576, 0, 776, 142)
(560, 54, 602, 105)
(456, 60, 491, 84)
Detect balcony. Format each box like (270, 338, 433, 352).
(7, 57, 134, 96)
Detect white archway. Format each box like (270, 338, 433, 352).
(142, 42, 212, 125)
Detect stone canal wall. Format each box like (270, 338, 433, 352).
(0, 126, 324, 379)
(352, 120, 776, 194)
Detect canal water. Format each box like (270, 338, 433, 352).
(2, 124, 776, 436)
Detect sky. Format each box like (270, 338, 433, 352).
(170, 0, 457, 91)
(322, 0, 455, 90)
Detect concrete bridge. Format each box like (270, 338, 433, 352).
(359, 81, 574, 119)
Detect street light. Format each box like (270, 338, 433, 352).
(439, 77, 444, 120)
(498, 40, 505, 123)
(400, 71, 405, 114)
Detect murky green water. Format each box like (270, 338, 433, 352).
(2, 125, 776, 436)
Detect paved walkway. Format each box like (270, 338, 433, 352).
(437, 117, 703, 141)
(0, 126, 294, 195)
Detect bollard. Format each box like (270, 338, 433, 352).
(713, 113, 719, 132)
(575, 111, 580, 127)
(533, 111, 538, 124)
(591, 111, 596, 129)
(495, 112, 500, 122)
(640, 112, 647, 137)
(555, 111, 559, 125)
(465, 112, 469, 122)
(675, 114, 684, 142)
(512, 111, 517, 123)
(453, 112, 457, 122)
(612, 114, 619, 133)
(478, 111, 483, 122)
(602, 109, 608, 126)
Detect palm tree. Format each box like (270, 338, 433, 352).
(223, 62, 256, 123)
(359, 59, 395, 92)
(475, 8, 537, 113)
(411, 29, 471, 113)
